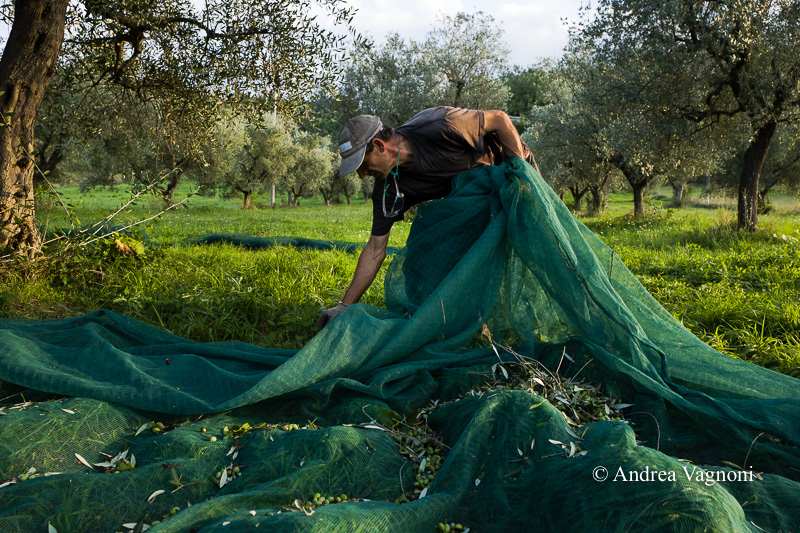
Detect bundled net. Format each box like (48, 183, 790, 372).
(1, 159, 799, 532)
(182, 234, 403, 257)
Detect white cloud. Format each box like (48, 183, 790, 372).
(492, 2, 575, 63)
(417, 0, 466, 17)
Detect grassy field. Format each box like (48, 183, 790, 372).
(2, 182, 799, 377)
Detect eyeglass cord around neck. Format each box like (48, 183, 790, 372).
(388, 136, 401, 178)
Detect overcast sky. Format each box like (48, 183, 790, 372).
(338, 0, 591, 66)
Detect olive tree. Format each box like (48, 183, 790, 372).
(524, 64, 622, 214)
(194, 113, 293, 208)
(336, 171, 364, 205)
(283, 131, 335, 206)
(720, 120, 800, 208)
(423, 12, 511, 110)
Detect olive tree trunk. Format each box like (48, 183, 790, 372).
(568, 185, 587, 212)
(0, 0, 69, 256)
(613, 156, 651, 218)
(738, 121, 776, 231)
(588, 186, 607, 214)
(632, 183, 646, 217)
(671, 181, 686, 206)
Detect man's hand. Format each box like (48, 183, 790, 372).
(317, 233, 389, 332)
(317, 303, 347, 332)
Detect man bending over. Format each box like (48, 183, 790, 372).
(318, 106, 536, 330)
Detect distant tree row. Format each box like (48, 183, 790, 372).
(57, 102, 368, 208)
(524, 0, 800, 228)
(201, 114, 355, 208)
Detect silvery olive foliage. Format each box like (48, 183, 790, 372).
(199, 113, 335, 207)
(62, 0, 357, 117)
(524, 61, 624, 214)
(312, 12, 512, 133)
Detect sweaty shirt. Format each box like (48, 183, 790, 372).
(370, 107, 499, 236)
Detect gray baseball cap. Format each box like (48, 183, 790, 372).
(338, 115, 383, 176)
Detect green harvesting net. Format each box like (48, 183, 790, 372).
(1, 158, 799, 532)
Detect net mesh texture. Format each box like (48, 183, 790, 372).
(1, 158, 799, 532)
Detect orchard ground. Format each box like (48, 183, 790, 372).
(2, 182, 799, 377)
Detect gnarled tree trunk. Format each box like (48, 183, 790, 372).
(671, 181, 687, 206)
(588, 185, 607, 214)
(614, 157, 651, 218)
(0, 0, 69, 256)
(159, 171, 181, 207)
(568, 185, 588, 212)
(632, 182, 646, 217)
(738, 121, 776, 231)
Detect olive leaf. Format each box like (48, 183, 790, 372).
(147, 490, 165, 504)
(74, 453, 93, 469)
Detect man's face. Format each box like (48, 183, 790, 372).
(356, 140, 394, 179)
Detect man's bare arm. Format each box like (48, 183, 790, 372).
(341, 232, 391, 306)
(483, 110, 525, 159)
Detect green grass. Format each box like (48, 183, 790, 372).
(6, 184, 404, 349)
(2, 183, 799, 376)
(577, 191, 800, 377)
(36, 183, 408, 245)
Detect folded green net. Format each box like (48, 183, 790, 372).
(1, 158, 799, 532)
(182, 234, 402, 256)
